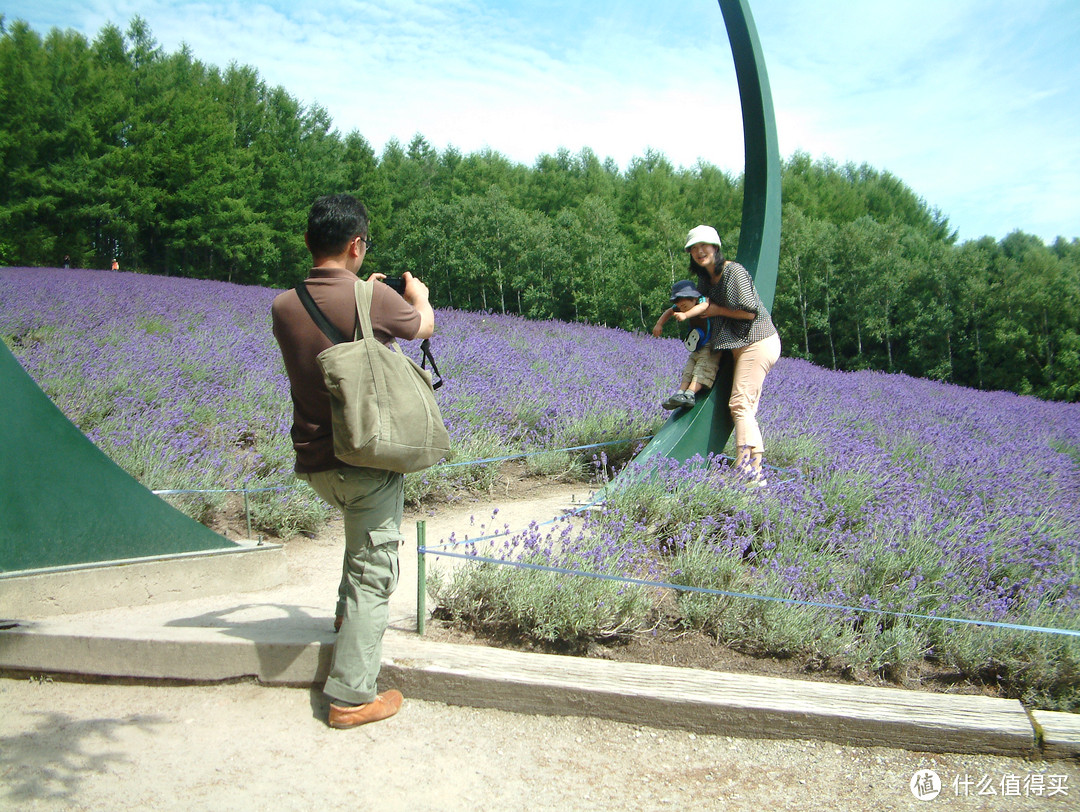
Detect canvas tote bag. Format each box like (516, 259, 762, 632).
(298, 279, 450, 473)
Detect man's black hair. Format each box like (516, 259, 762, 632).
(306, 194, 369, 257)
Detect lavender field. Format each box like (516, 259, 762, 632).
(0, 268, 678, 529)
(4, 268, 1080, 707)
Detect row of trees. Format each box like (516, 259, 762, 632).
(2, 18, 1078, 400)
(776, 197, 1080, 400)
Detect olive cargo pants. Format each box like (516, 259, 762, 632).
(299, 466, 404, 706)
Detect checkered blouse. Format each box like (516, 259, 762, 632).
(696, 261, 778, 351)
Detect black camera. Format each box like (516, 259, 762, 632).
(382, 276, 406, 295)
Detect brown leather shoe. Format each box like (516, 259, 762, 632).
(328, 690, 403, 729)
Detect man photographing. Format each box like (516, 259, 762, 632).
(271, 193, 435, 728)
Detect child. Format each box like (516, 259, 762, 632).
(652, 280, 720, 410)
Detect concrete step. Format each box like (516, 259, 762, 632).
(2, 610, 1073, 758)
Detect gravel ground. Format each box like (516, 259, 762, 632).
(1, 676, 1077, 811)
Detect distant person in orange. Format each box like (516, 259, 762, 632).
(111, 258, 119, 271)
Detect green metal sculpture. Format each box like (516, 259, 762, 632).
(0, 341, 238, 572)
(622, 0, 781, 473)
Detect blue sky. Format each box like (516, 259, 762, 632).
(6, 0, 1079, 244)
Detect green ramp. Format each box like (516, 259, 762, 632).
(619, 0, 781, 475)
(0, 341, 238, 573)
(627, 364, 735, 472)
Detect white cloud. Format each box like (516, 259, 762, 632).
(753, 0, 1080, 241)
(5, 0, 1079, 242)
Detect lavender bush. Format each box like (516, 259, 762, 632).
(0, 268, 675, 530)
(5, 268, 1079, 707)
(434, 360, 1080, 708)
(1, 267, 320, 533)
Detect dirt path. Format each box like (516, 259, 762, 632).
(2, 677, 1077, 811)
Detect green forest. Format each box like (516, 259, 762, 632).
(2, 18, 1078, 401)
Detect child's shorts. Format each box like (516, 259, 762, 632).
(682, 347, 720, 388)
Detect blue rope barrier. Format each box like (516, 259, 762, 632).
(147, 435, 660, 497)
(420, 546, 1080, 640)
(431, 435, 654, 469)
(146, 431, 801, 499)
(424, 458, 803, 553)
(152, 486, 291, 496)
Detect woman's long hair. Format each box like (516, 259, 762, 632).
(689, 247, 726, 285)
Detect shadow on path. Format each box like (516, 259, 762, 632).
(0, 706, 166, 805)
(164, 603, 334, 682)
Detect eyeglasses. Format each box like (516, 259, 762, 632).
(356, 235, 374, 252)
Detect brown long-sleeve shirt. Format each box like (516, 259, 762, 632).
(271, 267, 421, 473)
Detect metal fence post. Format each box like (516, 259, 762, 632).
(416, 520, 427, 635)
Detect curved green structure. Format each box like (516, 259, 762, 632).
(0, 341, 238, 573)
(623, 0, 781, 473)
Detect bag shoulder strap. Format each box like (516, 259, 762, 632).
(353, 279, 376, 343)
(354, 279, 444, 389)
(295, 282, 350, 345)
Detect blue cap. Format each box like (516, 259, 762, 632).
(670, 280, 703, 302)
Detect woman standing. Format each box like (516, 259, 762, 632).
(683, 224, 781, 485)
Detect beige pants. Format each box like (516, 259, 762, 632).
(681, 347, 721, 389)
(728, 332, 781, 455)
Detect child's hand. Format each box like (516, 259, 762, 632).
(673, 311, 688, 322)
(651, 324, 663, 338)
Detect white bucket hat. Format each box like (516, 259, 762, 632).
(684, 224, 722, 251)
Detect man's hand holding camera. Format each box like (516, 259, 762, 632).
(368, 271, 434, 339)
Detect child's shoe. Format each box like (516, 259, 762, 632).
(678, 391, 696, 408)
(662, 390, 686, 410)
